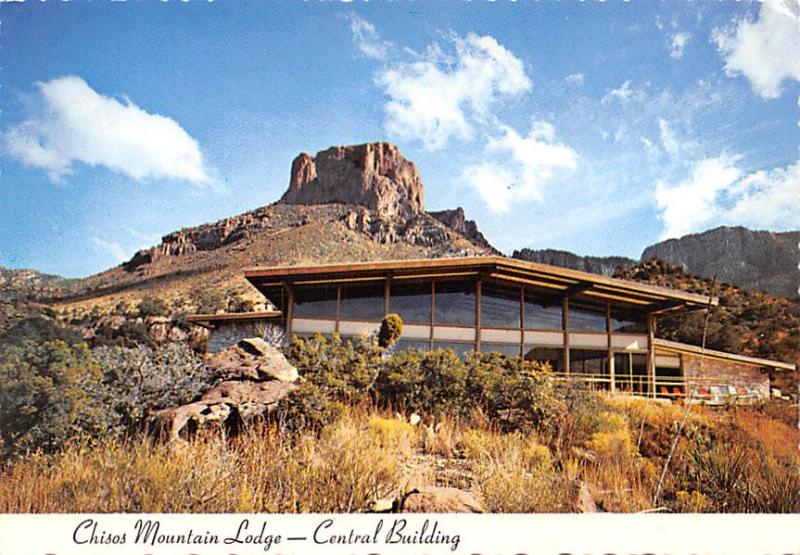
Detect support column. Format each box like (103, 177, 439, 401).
(429, 281, 435, 350)
(335, 285, 341, 333)
(519, 286, 525, 357)
(475, 279, 482, 352)
(562, 297, 570, 375)
(647, 313, 656, 398)
(283, 282, 294, 337)
(384, 277, 391, 316)
(606, 303, 615, 393)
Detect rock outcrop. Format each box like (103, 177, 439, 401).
(148, 338, 298, 442)
(280, 143, 424, 219)
(513, 248, 636, 277)
(429, 207, 494, 251)
(641, 226, 799, 298)
(514, 226, 799, 298)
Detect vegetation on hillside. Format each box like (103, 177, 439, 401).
(616, 259, 800, 368)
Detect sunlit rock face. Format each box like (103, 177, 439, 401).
(280, 142, 425, 219)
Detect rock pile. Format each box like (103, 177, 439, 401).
(148, 337, 298, 442)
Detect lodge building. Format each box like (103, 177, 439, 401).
(189, 257, 795, 403)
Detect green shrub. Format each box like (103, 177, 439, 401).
(138, 295, 168, 318)
(0, 316, 83, 347)
(465, 352, 560, 431)
(191, 289, 226, 314)
(90, 343, 215, 434)
(377, 348, 467, 415)
(0, 340, 103, 458)
(288, 333, 382, 400)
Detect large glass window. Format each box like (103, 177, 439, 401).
(523, 290, 563, 330)
(482, 343, 521, 358)
(569, 303, 607, 331)
(524, 346, 565, 372)
(434, 281, 476, 326)
(292, 284, 338, 318)
(432, 341, 475, 358)
(609, 309, 646, 333)
(390, 280, 432, 324)
(339, 282, 385, 321)
(570, 349, 608, 375)
(394, 339, 431, 352)
(481, 282, 521, 328)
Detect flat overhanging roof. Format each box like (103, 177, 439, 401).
(245, 256, 717, 315)
(655, 339, 796, 371)
(186, 310, 282, 328)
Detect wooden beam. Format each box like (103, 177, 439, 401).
(562, 282, 594, 297)
(645, 299, 686, 315)
(384, 276, 391, 316)
(282, 282, 294, 337)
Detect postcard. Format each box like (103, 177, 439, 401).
(0, 0, 798, 554)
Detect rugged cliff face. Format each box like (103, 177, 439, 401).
(430, 207, 495, 251)
(514, 227, 798, 298)
(279, 142, 424, 219)
(641, 227, 799, 298)
(512, 248, 636, 277)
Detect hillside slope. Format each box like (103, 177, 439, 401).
(642, 226, 799, 298)
(514, 226, 799, 298)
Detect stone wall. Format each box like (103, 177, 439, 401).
(208, 322, 283, 353)
(682, 353, 770, 401)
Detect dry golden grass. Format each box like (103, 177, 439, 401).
(458, 428, 573, 512)
(734, 409, 800, 462)
(0, 409, 406, 513)
(1, 394, 796, 514)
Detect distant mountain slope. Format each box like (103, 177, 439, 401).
(642, 226, 799, 298)
(512, 248, 636, 277)
(514, 226, 799, 298)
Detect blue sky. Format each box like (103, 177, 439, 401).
(1, 1, 798, 278)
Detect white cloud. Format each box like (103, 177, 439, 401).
(463, 119, 578, 213)
(655, 155, 742, 239)
(656, 153, 800, 239)
(91, 236, 129, 264)
(669, 32, 691, 59)
(712, 0, 800, 99)
(3, 76, 210, 184)
(601, 80, 647, 105)
(641, 136, 658, 155)
(348, 14, 392, 60)
(375, 33, 532, 149)
(658, 118, 679, 157)
(565, 73, 585, 85)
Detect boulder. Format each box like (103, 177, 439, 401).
(148, 337, 299, 442)
(207, 338, 298, 382)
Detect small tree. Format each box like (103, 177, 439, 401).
(378, 313, 403, 348)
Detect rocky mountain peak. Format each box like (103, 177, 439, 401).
(279, 142, 424, 219)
